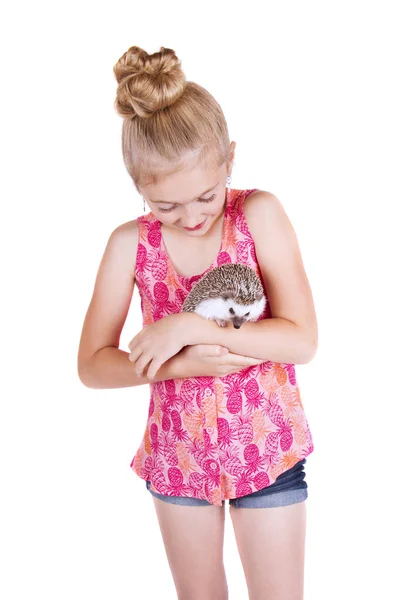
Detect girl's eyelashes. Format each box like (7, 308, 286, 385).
(157, 194, 217, 213)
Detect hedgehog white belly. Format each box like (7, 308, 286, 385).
(193, 297, 227, 320)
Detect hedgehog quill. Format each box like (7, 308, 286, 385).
(181, 263, 267, 329)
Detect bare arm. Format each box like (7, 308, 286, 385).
(186, 191, 319, 365)
(79, 346, 183, 389)
(79, 341, 264, 389)
(185, 313, 315, 365)
(77, 221, 186, 389)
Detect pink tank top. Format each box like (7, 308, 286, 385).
(130, 188, 314, 506)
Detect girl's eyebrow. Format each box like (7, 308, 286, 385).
(149, 183, 218, 204)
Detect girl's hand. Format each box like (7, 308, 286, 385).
(177, 344, 265, 378)
(128, 313, 190, 380)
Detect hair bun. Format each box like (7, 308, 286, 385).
(113, 45, 186, 119)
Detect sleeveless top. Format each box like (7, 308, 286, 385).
(130, 188, 314, 506)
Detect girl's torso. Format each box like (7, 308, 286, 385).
(129, 187, 314, 506)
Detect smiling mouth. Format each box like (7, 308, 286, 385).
(182, 218, 207, 230)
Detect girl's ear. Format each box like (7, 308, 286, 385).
(229, 141, 236, 165)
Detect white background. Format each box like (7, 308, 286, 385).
(1, 1, 399, 598)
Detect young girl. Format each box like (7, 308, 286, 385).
(78, 45, 318, 600)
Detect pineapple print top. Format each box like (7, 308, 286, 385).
(130, 188, 314, 506)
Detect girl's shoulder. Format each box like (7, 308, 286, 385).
(112, 218, 140, 247)
(106, 219, 141, 280)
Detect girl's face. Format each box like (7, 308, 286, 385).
(138, 145, 235, 236)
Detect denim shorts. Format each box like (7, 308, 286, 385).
(145, 459, 308, 508)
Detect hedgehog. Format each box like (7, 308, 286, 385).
(181, 263, 267, 329)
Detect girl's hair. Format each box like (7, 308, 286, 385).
(113, 45, 231, 190)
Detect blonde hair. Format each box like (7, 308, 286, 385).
(113, 45, 231, 190)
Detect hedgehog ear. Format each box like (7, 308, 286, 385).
(221, 291, 235, 301)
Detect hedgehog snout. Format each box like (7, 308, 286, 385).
(230, 316, 247, 329)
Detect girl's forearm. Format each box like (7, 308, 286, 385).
(184, 313, 316, 365)
(78, 347, 181, 389)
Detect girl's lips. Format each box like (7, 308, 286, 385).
(182, 218, 207, 231)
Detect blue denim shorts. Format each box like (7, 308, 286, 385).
(145, 458, 308, 508)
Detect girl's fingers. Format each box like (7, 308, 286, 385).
(128, 338, 137, 351)
(128, 332, 143, 351)
(128, 349, 142, 362)
(204, 345, 227, 357)
(220, 346, 229, 355)
(225, 353, 248, 367)
(246, 357, 263, 364)
(227, 354, 263, 366)
(147, 360, 163, 381)
(134, 355, 151, 375)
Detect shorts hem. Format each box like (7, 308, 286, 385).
(145, 481, 308, 508)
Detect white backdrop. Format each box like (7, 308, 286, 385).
(1, 1, 399, 598)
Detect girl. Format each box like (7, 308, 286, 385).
(78, 45, 318, 600)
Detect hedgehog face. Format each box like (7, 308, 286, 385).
(228, 305, 250, 329)
(227, 299, 265, 328)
